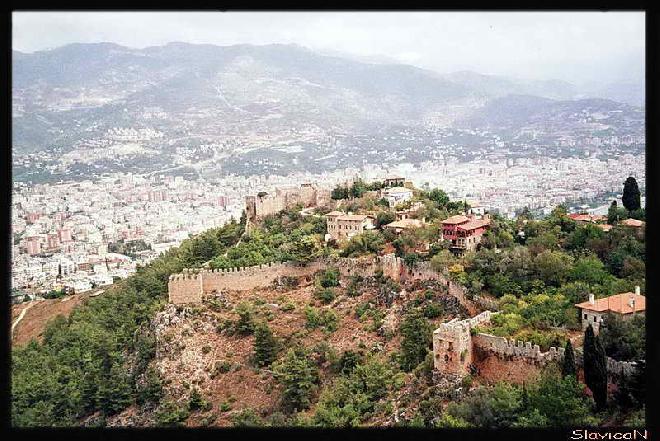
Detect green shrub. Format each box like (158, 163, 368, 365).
(318, 268, 340, 288)
(281, 302, 296, 312)
(235, 302, 255, 335)
(399, 309, 432, 372)
(305, 306, 338, 333)
(214, 360, 233, 376)
(231, 408, 263, 426)
(156, 400, 190, 427)
(253, 322, 279, 367)
(314, 287, 336, 304)
(423, 303, 443, 319)
(273, 347, 319, 412)
(188, 388, 211, 412)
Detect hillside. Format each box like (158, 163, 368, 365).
(455, 95, 643, 135)
(13, 43, 643, 166)
(11, 181, 646, 428)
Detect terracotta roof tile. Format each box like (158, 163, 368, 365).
(457, 218, 491, 230)
(621, 219, 645, 227)
(575, 293, 645, 314)
(442, 215, 469, 225)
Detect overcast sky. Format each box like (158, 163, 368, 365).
(12, 11, 645, 85)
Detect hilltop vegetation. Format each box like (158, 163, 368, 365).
(11, 183, 646, 427)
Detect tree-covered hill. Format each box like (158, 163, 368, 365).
(11, 182, 646, 427)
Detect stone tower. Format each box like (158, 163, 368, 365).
(432, 318, 473, 377)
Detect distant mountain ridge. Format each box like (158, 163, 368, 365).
(12, 42, 644, 157)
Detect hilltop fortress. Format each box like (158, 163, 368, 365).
(167, 177, 639, 389)
(245, 183, 331, 222)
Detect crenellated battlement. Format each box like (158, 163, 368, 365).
(433, 311, 494, 376)
(432, 310, 641, 382)
(167, 269, 203, 304)
(167, 253, 487, 309)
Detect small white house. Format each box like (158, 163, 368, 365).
(383, 187, 413, 207)
(575, 287, 645, 334)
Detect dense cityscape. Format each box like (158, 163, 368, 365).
(11, 149, 645, 299)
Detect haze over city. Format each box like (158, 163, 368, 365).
(13, 11, 644, 85)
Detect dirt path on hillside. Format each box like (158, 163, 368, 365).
(11, 301, 37, 336)
(11, 290, 100, 347)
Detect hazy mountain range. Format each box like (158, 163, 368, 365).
(12, 42, 644, 157)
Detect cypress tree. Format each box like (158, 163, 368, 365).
(583, 324, 608, 410)
(521, 381, 530, 410)
(253, 322, 278, 367)
(622, 177, 641, 211)
(608, 200, 619, 224)
(562, 340, 577, 379)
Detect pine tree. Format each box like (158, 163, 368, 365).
(583, 324, 608, 410)
(608, 200, 619, 224)
(562, 340, 577, 379)
(253, 322, 278, 367)
(399, 309, 432, 371)
(273, 347, 319, 412)
(235, 302, 255, 335)
(622, 177, 641, 211)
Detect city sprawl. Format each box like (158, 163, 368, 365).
(11, 150, 644, 299)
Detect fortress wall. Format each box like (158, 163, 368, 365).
(167, 253, 478, 308)
(199, 261, 324, 292)
(200, 263, 286, 292)
(472, 333, 546, 362)
(605, 357, 639, 379)
(168, 271, 203, 304)
(472, 332, 639, 379)
(331, 256, 379, 278)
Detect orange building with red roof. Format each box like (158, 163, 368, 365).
(441, 214, 491, 255)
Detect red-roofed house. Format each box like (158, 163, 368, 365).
(569, 213, 607, 224)
(441, 214, 491, 255)
(621, 218, 645, 228)
(574, 287, 645, 334)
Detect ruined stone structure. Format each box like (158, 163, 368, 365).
(433, 311, 493, 376)
(168, 253, 473, 307)
(168, 270, 204, 304)
(168, 261, 326, 304)
(245, 184, 330, 222)
(432, 310, 641, 382)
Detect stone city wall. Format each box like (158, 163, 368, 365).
(167, 253, 474, 306)
(432, 310, 641, 381)
(471, 332, 639, 379)
(168, 261, 325, 303)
